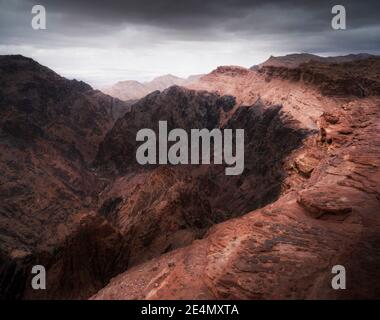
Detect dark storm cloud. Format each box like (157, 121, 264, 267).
(0, 0, 379, 86)
(22, 0, 380, 29)
(19, 0, 380, 32)
(1, 0, 380, 48)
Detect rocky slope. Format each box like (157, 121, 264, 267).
(94, 86, 308, 266)
(0, 55, 130, 299)
(93, 56, 380, 299)
(101, 74, 202, 101)
(1, 54, 379, 300)
(258, 57, 380, 97)
(188, 56, 380, 128)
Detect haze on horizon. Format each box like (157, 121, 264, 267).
(0, 0, 379, 88)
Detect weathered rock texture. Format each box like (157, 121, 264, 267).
(0, 55, 130, 299)
(253, 53, 375, 69)
(1, 54, 379, 300)
(94, 86, 308, 266)
(93, 56, 380, 300)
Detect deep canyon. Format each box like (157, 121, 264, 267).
(0, 54, 379, 299)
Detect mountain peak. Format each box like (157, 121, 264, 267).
(102, 73, 201, 101)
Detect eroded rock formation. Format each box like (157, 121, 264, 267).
(0, 55, 129, 299)
(1, 54, 379, 300)
(94, 56, 380, 300)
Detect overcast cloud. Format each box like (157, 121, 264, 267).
(0, 0, 379, 87)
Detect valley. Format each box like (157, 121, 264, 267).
(0, 53, 379, 299)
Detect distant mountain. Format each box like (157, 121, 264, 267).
(252, 53, 375, 69)
(101, 74, 203, 101)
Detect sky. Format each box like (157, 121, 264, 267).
(0, 0, 379, 87)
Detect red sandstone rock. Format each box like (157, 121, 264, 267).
(93, 57, 380, 300)
(1, 54, 380, 300)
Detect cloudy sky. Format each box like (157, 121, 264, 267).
(0, 0, 379, 87)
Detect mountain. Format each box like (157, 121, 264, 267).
(94, 85, 308, 266)
(188, 57, 380, 129)
(101, 74, 202, 101)
(94, 55, 380, 299)
(252, 53, 376, 69)
(1, 54, 380, 300)
(0, 55, 130, 299)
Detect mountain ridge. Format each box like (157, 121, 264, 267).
(101, 73, 203, 101)
(252, 52, 376, 69)
(0, 53, 379, 300)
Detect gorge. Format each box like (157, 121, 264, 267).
(0, 53, 379, 299)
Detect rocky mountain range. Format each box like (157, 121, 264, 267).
(0, 53, 379, 299)
(0, 55, 131, 299)
(101, 74, 202, 101)
(252, 52, 375, 69)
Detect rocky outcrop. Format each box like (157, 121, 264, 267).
(96, 86, 232, 173)
(95, 86, 309, 266)
(259, 57, 380, 97)
(93, 90, 380, 301)
(254, 53, 375, 69)
(93, 58, 380, 300)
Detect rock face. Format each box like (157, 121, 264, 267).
(96, 86, 230, 172)
(1, 213, 129, 300)
(0, 55, 130, 299)
(188, 56, 380, 128)
(1, 54, 380, 300)
(258, 57, 380, 97)
(93, 56, 380, 300)
(101, 74, 202, 101)
(95, 86, 308, 266)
